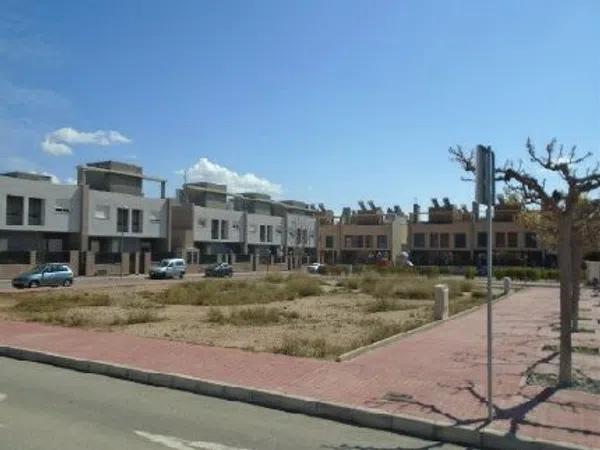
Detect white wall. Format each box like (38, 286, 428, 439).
(285, 213, 317, 248)
(0, 176, 81, 232)
(88, 190, 168, 238)
(193, 206, 243, 243)
(246, 213, 283, 246)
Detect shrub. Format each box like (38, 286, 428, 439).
(116, 309, 160, 325)
(206, 307, 226, 323)
(264, 273, 285, 283)
(207, 306, 300, 326)
(464, 267, 476, 279)
(364, 298, 419, 313)
(273, 336, 341, 358)
(12, 293, 111, 313)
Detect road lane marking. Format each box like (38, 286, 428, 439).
(0, 393, 6, 402)
(134, 430, 253, 450)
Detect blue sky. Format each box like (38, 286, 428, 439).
(1, 0, 599, 211)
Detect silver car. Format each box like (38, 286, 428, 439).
(149, 258, 187, 279)
(12, 263, 74, 289)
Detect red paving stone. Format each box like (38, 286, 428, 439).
(1, 287, 599, 448)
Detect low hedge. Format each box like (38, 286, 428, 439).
(494, 267, 559, 281)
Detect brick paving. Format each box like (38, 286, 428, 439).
(1, 287, 598, 448)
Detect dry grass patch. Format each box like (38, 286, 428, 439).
(153, 274, 322, 306)
(11, 292, 111, 313)
(207, 306, 299, 326)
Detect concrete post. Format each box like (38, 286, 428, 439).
(503, 277, 512, 295)
(230, 253, 236, 264)
(134, 252, 140, 275)
(434, 284, 449, 320)
(143, 252, 152, 275)
(251, 254, 257, 271)
(121, 252, 130, 276)
(69, 250, 80, 276)
(216, 254, 223, 264)
(85, 252, 96, 277)
(29, 250, 36, 266)
(269, 255, 274, 266)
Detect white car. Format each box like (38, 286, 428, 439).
(307, 263, 325, 274)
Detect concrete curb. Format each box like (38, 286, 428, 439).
(0, 345, 595, 450)
(337, 289, 517, 361)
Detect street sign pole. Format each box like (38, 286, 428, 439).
(476, 145, 495, 424)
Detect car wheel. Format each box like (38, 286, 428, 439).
(63, 279, 72, 287)
(179, 272, 185, 279)
(29, 281, 40, 288)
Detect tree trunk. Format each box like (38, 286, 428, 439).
(571, 232, 582, 332)
(558, 215, 573, 386)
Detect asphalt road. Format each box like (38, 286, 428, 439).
(0, 357, 476, 450)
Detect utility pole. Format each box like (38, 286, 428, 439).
(476, 145, 495, 424)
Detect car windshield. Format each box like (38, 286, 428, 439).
(159, 260, 170, 267)
(30, 265, 46, 273)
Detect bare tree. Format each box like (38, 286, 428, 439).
(449, 139, 600, 386)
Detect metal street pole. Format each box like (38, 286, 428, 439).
(486, 148, 494, 423)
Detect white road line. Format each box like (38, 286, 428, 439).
(0, 393, 6, 402)
(134, 430, 253, 450)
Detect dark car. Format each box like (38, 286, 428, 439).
(205, 262, 233, 278)
(12, 263, 74, 289)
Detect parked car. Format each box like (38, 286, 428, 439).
(149, 258, 186, 279)
(205, 262, 233, 277)
(307, 262, 325, 274)
(12, 263, 74, 289)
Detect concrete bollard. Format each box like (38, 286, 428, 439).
(434, 284, 449, 320)
(503, 277, 512, 295)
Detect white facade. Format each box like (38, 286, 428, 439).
(88, 190, 168, 238)
(0, 176, 81, 233)
(285, 213, 317, 249)
(246, 213, 284, 246)
(192, 206, 244, 243)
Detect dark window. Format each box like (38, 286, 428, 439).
(267, 225, 273, 242)
(440, 233, 450, 248)
(28, 197, 44, 225)
(413, 233, 425, 248)
(211, 219, 219, 239)
(6, 195, 24, 225)
(221, 220, 228, 239)
(302, 229, 307, 244)
(325, 236, 334, 248)
(132, 209, 143, 233)
(296, 228, 301, 245)
(429, 233, 439, 248)
(507, 232, 518, 248)
(477, 232, 487, 248)
(344, 235, 363, 248)
(525, 232, 537, 249)
(117, 208, 129, 233)
(377, 235, 388, 249)
(365, 235, 373, 248)
(260, 225, 266, 242)
(495, 232, 506, 248)
(454, 233, 467, 248)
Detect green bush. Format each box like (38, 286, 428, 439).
(464, 267, 476, 279)
(494, 267, 557, 281)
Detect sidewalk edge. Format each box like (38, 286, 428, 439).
(0, 345, 595, 450)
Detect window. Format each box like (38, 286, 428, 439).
(477, 232, 487, 248)
(525, 232, 537, 249)
(507, 232, 518, 248)
(132, 209, 143, 233)
(6, 195, 24, 225)
(296, 228, 301, 245)
(377, 235, 387, 249)
(221, 220, 229, 239)
(344, 235, 363, 248)
(211, 219, 219, 239)
(301, 228, 307, 244)
(325, 236, 334, 248)
(440, 233, 450, 248)
(55, 199, 70, 214)
(267, 225, 273, 242)
(365, 235, 373, 248)
(260, 225, 266, 242)
(429, 233, 439, 248)
(149, 211, 161, 223)
(95, 205, 110, 220)
(413, 233, 425, 248)
(495, 232, 506, 248)
(454, 233, 467, 248)
(28, 197, 44, 225)
(117, 208, 129, 232)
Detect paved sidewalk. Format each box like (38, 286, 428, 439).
(1, 287, 598, 448)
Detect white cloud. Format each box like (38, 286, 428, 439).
(180, 158, 282, 197)
(41, 127, 131, 156)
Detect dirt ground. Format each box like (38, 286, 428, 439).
(0, 276, 489, 359)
